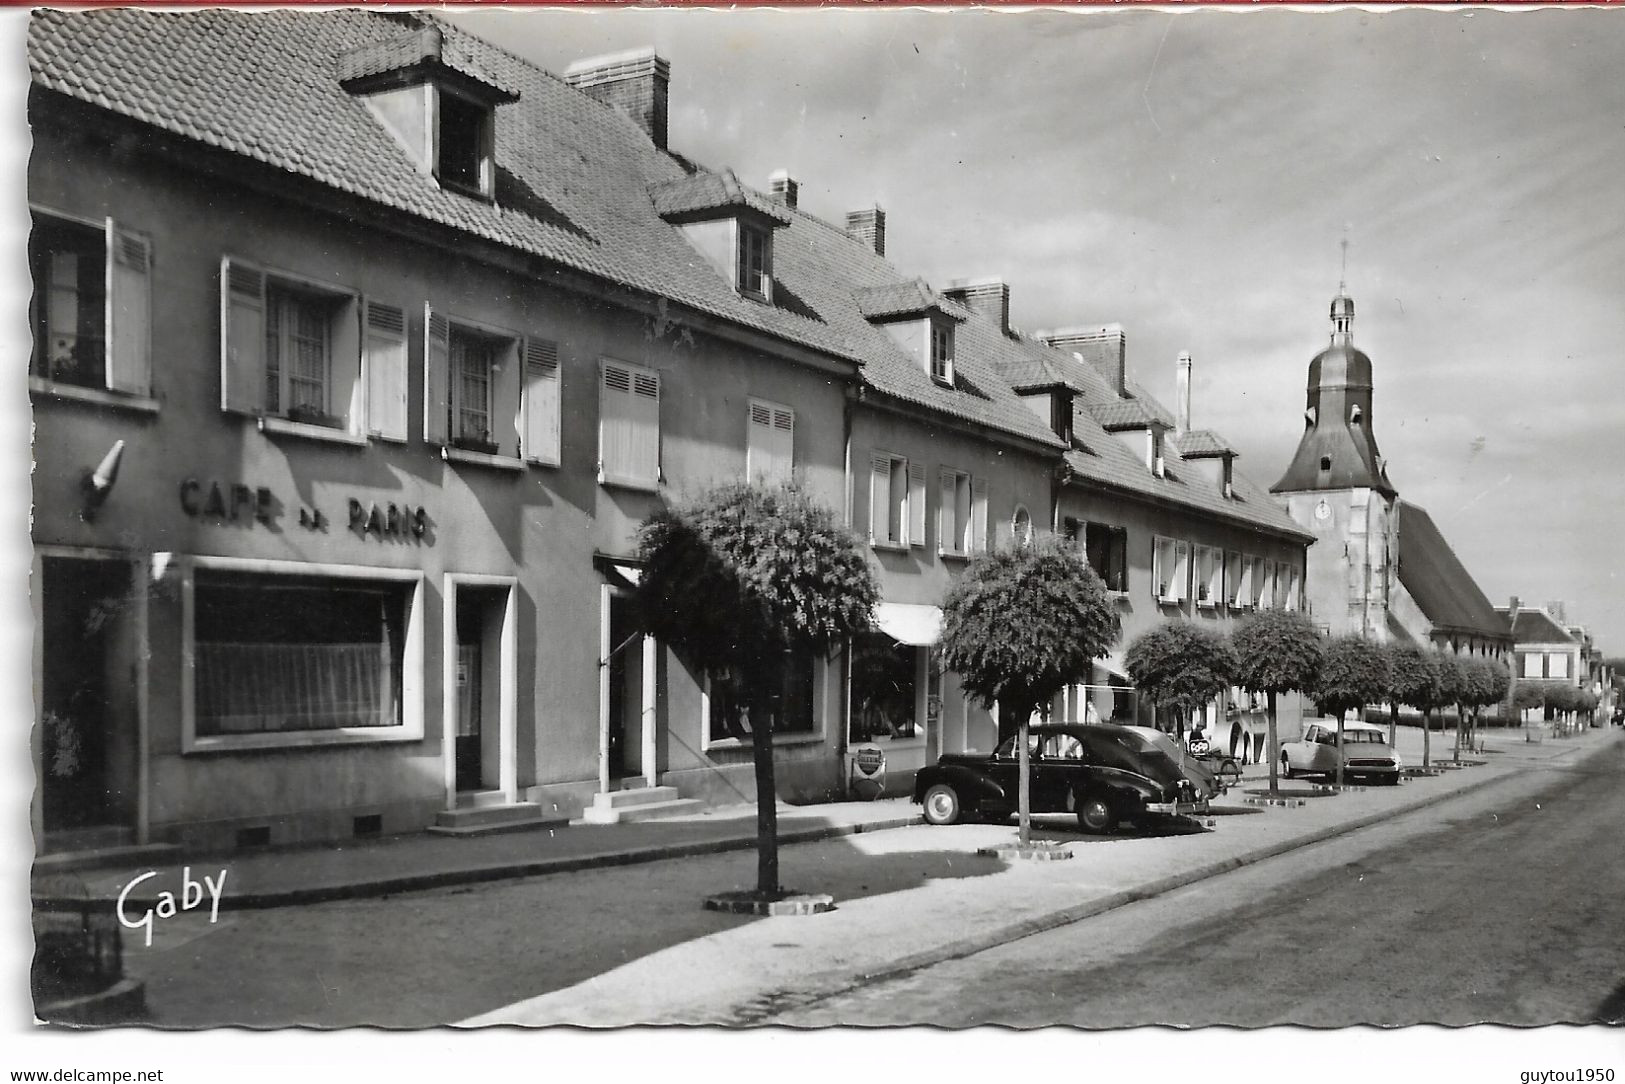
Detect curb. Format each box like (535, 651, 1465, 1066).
(39, 813, 924, 913)
(730, 752, 1586, 1023)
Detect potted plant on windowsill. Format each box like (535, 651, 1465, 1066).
(287, 404, 342, 429)
(452, 429, 500, 456)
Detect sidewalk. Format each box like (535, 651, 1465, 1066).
(459, 723, 1618, 1026)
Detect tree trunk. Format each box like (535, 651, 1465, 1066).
(1453, 702, 1463, 763)
(1017, 715, 1033, 846)
(1266, 690, 1280, 796)
(747, 660, 782, 898)
(1388, 701, 1398, 751)
(1422, 707, 1432, 768)
(1335, 709, 1346, 789)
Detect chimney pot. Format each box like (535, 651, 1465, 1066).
(1176, 351, 1193, 433)
(846, 206, 886, 257)
(943, 277, 1010, 334)
(564, 47, 671, 150)
(768, 170, 799, 209)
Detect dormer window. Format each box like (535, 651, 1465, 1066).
(737, 221, 772, 301)
(931, 321, 954, 385)
(1349, 404, 1363, 425)
(436, 89, 493, 196)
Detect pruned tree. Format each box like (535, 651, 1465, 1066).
(1512, 678, 1546, 725)
(1544, 681, 1580, 728)
(939, 534, 1121, 845)
(1231, 609, 1325, 795)
(1123, 620, 1238, 741)
(1383, 642, 1440, 751)
(1312, 636, 1390, 787)
(635, 481, 878, 899)
(1458, 656, 1506, 753)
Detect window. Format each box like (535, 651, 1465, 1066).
(737, 222, 772, 300)
(706, 655, 819, 744)
(939, 469, 977, 556)
(1521, 653, 1541, 679)
(1282, 564, 1302, 611)
(1194, 545, 1222, 607)
(1250, 556, 1272, 609)
(869, 452, 925, 549)
(1011, 505, 1034, 548)
(422, 307, 538, 463)
(747, 399, 795, 482)
(1548, 653, 1569, 679)
(598, 360, 661, 488)
(851, 633, 921, 742)
(930, 321, 954, 385)
(191, 570, 410, 739)
(1085, 523, 1128, 593)
(1152, 537, 1190, 603)
(1225, 551, 1250, 608)
(222, 257, 363, 435)
(436, 90, 493, 197)
(30, 210, 151, 397)
(452, 327, 495, 447)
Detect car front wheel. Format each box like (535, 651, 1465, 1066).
(1076, 793, 1118, 834)
(1281, 753, 1296, 779)
(922, 783, 962, 826)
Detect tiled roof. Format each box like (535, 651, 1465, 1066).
(335, 24, 517, 102)
(852, 280, 968, 323)
(1092, 398, 1165, 432)
(1496, 607, 1577, 645)
(1173, 430, 1234, 458)
(1395, 501, 1510, 641)
(649, 169, 792, 225)
(29, 7, 1068, 449)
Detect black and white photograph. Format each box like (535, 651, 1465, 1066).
(10, 0, 1624, 1068)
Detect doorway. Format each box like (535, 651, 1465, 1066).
(39, 556, 139, 835)
(606, 594, 641, 782)
(453, 585, 508, 796)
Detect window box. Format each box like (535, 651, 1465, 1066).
(452, 434, 500, 456)
(259, 415, 368, 447)
(287, 404, 343, 430)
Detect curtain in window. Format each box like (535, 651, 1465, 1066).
(196, 641, 397, 733)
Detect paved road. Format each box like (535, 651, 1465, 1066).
(774, 739, 1625, 1027)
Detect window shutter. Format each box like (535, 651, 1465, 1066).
(220, 256, 265, 415)
(938, 468, 957, 553)
(522, 338, 561, 465)
(491, 335, 523, 458)
(630, 367, 660, 483)
(868, 454, 890, 543)
(423, 305, 449, 445)
(747, 401, 774, 480)
(908, 462, 927, 548)
(601, 362, 657, 485)
(771, 405, 794, 478)
(365, 301, 409, 442)
(332, 294, 363, 435)
(1153, 539, 1166, 600)
(105, 221, 151, 396)
(1175, 541, 1191, 602)
(970, 477, 988, 553)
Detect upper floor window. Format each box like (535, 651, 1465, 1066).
(747, 399, 795, 482)
(598, 360, 661, 489)
(30, 210, 152, 398)
(868, 452, 923, 550)
(1084, 523, 1128, 593)
(222, 257, 365, 438)
(1194, 545, 1222, 607)
(939, 469, 985, 557)
(737, 222, 772, 301)
(1250, 556, 1272, 609)
(423, 306, 555, 464)
(1225, 551, 1250, 608)
(1152, 536, 1191, 604)
(930, 321, 955, 385)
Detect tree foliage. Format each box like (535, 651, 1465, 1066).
(1124, 620, 1238, 724)
(939, 534, 1122, 728)
(1544, 681, 1580, 716)
(1512, 680, 1546, 712)
(634, 481, 878, 896)
(1385, 642, 1443, 711)
(1231, 610, 1325, 697)
(1314, 636, 1391, 720)
(1433, 651, 1469, 714)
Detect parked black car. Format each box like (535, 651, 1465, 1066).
(913, 723, 1206, 833)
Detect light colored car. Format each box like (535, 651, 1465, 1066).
(1281, 720, 1403, 784)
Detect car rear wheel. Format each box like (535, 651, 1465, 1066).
(1281, 753, 1296, 779)
(922, 784, 962, 826)
(1216, 758, 1242, 787)
(1076, 793, 1117, 834)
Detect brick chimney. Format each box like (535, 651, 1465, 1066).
(564, 48, 671, 151)
(846, 206, 886, 257)
(1176, 351, 1192, 433)
(1037, 324, 1127, 397)
(1546, 600, 1567, 624)
(768, 170, 799, 209)
(942, 278, 1010, 335)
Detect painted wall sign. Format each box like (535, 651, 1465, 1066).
(179, 478, 274, 525)
(178, 478, 426, 542)
(348, 498, 428, 540)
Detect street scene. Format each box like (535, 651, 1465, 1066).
(15, 1, 1625, 1071)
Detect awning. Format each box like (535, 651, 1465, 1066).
(592, 554, 642, 592)
(875, 603, 943, 646)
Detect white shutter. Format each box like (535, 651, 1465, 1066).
(332, 293, 363, 435)
(522, 338, 561, 465)
(105, 221, 151, 396)
(970, 477, 988, 553)
(1174, 541, 1191, 602)
(771, 405, 794, 478)
(365, 301, 408, 442)
(601, 361, 657, 486)
(908, 462, 927, 548)
(938, 468, 957, 553)
(747, 401, 775, 480)
(220, 256, 265, 415)
(494, 336, 523, 458)
(423, 306, 449, 445)
(630, 367, 660, 484)
(868, 453, 891, 543)
(1153, 538, 1167, 600)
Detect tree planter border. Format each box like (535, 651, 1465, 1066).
(703, 890, 836, 916)
(976, 841, 1074, 861)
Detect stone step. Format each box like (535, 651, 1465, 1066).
(591, 785, 685, 811)
(43, 825, 136, 853)
(578, 797, 705, 825)
(431, 802, 545, 832)
(34, 842, 184, 877)
(455, 789, 514, 810)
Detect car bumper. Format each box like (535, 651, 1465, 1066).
(1145, 798, 1209, 816)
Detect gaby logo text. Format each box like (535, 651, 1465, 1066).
(116, 867, 227, 948)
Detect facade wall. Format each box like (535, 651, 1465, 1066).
(1282, 487, 1396, 641)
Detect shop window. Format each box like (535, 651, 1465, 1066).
(222, 257, 362, 434)
(851, 632, 920, 742)
(706, 655, 818, 744)
(1085, 523, 1128, 593)
(191, 571, 409, 738)
(747, 399, 795, 482)
(598, 360, 661, 488)
(30, 209, 151, 397)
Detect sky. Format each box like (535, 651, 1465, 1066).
(449, 5, 1625, 653)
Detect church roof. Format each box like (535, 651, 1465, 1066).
(1395, 501, 1510, 642)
